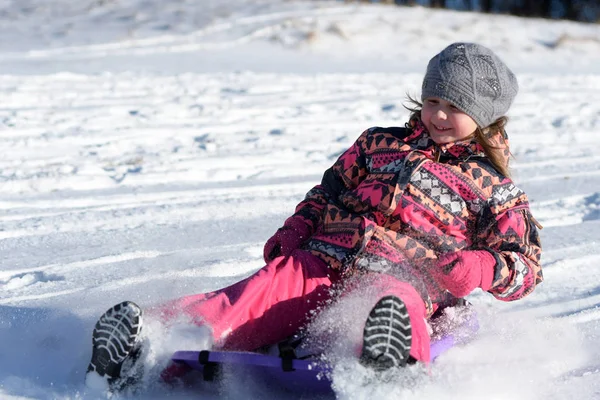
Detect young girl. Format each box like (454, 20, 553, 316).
(85, 42, 542, 388)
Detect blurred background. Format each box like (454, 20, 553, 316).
(340, 0, 600, 22)
(1, 0, 599, 75)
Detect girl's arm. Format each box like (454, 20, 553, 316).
(288, 129, 370, 235)
(476, 191, 543, 301)
(264, 128, 374, 262)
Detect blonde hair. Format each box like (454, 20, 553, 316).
(404, 96, 511, 178)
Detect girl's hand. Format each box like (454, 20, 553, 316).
(434, 250, 496, 298)
(263, 217, 310, 263)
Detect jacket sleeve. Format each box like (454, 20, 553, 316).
(289, 129, 370, 235)
(476, 182, 543, 301)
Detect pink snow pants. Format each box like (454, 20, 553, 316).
(156, 249, 430, 362)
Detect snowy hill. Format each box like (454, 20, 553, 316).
(1, 1, 600, 399)
(1, 0, 600, 74)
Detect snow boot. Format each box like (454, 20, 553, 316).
(360, 295, 413, 371)
(85, 301, 144, 391)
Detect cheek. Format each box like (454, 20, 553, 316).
(454, 115, 478, 137)
(421, 107, 432, 125)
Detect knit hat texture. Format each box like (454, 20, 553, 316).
(421, 42, 518, 128)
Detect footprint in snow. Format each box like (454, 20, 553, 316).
(1, 271, 65, 290)
(582, 192, 600, 222)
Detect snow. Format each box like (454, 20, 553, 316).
(1, 0, 599, 398)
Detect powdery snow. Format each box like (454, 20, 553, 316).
(1, 1, 599, 399)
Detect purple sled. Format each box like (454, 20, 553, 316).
(170, 309, 478, 394)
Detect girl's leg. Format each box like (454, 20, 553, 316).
(360, 273, 430, 364)
(154, 249, 339, 352)
(87, 250, 338, 388)
(85, 301, 144, 390)
(306, 272, 430, 369)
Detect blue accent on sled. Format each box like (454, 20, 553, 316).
(170, 304, 479, 394)
(171, 350, 333, 393)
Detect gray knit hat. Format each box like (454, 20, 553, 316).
(421, 42, 518, 128)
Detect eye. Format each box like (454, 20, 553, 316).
(449, 104, 460, 111)
(426, 99, 439, 105)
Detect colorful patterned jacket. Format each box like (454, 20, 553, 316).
(288, 121, 542, 315)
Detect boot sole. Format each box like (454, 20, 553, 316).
(360, 295, 412, 371)
(86, 301, 143, 382)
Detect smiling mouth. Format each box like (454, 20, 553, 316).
(433, 124, 451, 132)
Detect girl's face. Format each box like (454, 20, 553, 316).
(421, 97, 478, 144)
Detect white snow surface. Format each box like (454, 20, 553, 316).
(1, 0, 600, 399)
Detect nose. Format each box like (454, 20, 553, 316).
(434, 108, 447, 120)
